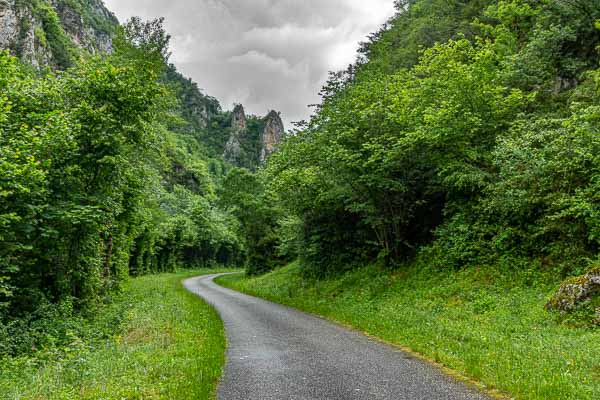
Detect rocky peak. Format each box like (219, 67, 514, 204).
(223, 104, 248, 164)
(260, 110, 284, 163)
(231, 104, 247, 132)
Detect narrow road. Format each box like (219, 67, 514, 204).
(184, 274, 490, 400)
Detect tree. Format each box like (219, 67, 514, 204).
(219, 168, 284, 275)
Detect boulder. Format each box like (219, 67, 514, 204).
(546, 267, 600, 325)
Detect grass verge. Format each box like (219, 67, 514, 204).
(217, 262, 600, 400)
(1, 269, 231, 400)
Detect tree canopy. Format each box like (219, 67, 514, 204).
(258, 0, 600, 277)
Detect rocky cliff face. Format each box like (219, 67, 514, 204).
(223, 105, 285, 167)
(194, 103, 209, 129)
(260, 110, 284, 163)
(223, 104, 247, 164)
(231, 103, 247, 131)
(1, 0, 48, 67)
(0, 0, 117, 68)
(54, 0, 115, 54)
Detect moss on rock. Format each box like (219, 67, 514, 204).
(546, 266, 600, 326)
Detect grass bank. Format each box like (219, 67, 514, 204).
(217, 262, 599, 400)
(1, 269, 230, 400)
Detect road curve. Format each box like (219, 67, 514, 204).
(184, 274, 490, 400)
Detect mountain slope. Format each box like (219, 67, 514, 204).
(0, 0, 117, 67)
(0, 0, 284, 165)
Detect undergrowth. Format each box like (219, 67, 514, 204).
(0, 269, 229, 400)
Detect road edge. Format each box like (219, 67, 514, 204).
(213, 273, 511, 400)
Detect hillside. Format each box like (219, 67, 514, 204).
(0, 0, 283, 166)
(254, 0, 600, 318)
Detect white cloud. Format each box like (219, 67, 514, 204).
(104, 0, 396, 126)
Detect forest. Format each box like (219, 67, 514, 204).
(254, 0, 600, 318)
(1, 0, 599, 398)
(205, 0, 600, 324)
(0, 4, 265, 353)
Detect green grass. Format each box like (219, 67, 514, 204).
(1, 269, 231, 400)
(217, 262, 600, 400)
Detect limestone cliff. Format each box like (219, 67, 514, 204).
(0, 0, 117, 68)
(223, 106, 285, 167)
(223, 104, 247, 164)
(54, 0, 115, 54)
(260, 110, 284, 163)
(195, 103, 209, 129)
(1, 0, 49, 67)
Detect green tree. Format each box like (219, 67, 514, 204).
(219, 168, 284, 275)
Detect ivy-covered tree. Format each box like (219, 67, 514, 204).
(0, 16, 246, 322)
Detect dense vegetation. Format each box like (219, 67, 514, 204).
(1, 5, 240, 395)
(215, 2, 600, 397)
(0, 6, 251, 348)
(1, 0, 284, 360)
(247, 0, 600, 295)
(2, 0, 599, 397)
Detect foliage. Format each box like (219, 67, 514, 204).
(358, 0, 495, 73)
(260, 0, 600, 279)
(119, 16, 172, 64)
(218, 168, 286, 275)
(0, 47, 164, 315)
(1, 0, 278, 326)
(0, 15, 246, 321)
(164, 64, 222, 140)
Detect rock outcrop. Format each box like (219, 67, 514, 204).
(0, 0, 116, 67)
(55, 0, 114, 55)
(1, 0, 50, 67)
(546, 267, 600, 325)
(260, 110, 284, 163)
(0, 1, 18, 50)
(223, 104, 247, 164)
(194, 103, 209, 129)
(223, 106, 285, 167)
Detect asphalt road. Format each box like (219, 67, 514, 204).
(184, 274, 490, 400)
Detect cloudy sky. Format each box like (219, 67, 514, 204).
(104, 0, 396, 127)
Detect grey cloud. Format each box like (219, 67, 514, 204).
(104, 0, 396, 126)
